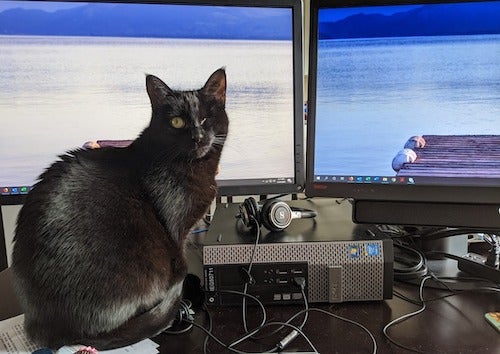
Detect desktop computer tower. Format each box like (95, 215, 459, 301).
(201, 199, 393, 304)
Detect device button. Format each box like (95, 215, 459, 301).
(273, 293, 282, 301)
(282, 293, 291, 300)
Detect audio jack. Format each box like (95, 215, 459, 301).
(277, 330, 300, 351)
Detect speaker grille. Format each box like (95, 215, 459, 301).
(203, 241, 386, 302)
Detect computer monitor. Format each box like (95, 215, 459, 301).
(0, 0, 304, 205)
(306, 0, 500, 230)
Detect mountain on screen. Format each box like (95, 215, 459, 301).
(320, 3, 500, 39)
(0, 3, 291, 40)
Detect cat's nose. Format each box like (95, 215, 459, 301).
(192, 129, 203, 143)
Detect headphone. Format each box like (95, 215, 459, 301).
(237, 197, 317, 232)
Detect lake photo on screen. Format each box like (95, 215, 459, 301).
(0, 1, 295, 187)
(314, 1, 500, 177)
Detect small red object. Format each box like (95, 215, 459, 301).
(74, 346, 98, 354)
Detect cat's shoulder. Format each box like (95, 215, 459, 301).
(37, 146, 135, 186)
(60, 146, 132, 167)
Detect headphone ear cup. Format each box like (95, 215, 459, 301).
(261, 200, 292, 232)
(239, 197, 260, 228)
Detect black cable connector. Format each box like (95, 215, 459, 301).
(240, 266, 256, 285)
(293, 276, 306, 290)
(484, 234, 500, 269)
(458, 253, 500, 283)
(485, 247, 500, 268)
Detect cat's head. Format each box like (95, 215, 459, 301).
(145, 68, 228, 160)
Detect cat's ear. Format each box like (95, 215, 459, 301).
(146, 75, 174, 108)
(202, 68, 226, 106)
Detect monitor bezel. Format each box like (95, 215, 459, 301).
(0, 0, 304, 205)
(305, 0, 500, 208)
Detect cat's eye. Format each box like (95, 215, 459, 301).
(170, 117, 185, 129)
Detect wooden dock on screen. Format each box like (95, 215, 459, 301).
(396, 135, 500, 178)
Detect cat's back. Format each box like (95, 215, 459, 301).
(16, 147, 138, 234)
(13, 146, 169, 276)
(31, 146, 139, 201)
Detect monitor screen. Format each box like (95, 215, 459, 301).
(306, 0, 500, 228)
(0, 0, 304, 204)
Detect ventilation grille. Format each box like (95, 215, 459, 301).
(203, 241, 386, 302)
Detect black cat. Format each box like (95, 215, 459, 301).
(11, 69, 228, 350)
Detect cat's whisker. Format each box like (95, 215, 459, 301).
(212, 140, 226, 147)
(209, 135, 226, 150)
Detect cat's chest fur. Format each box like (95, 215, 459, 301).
(141, 159, 216, 242)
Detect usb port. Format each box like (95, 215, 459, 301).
(276, 278, 288, 284)
(276, 269, 288, 275)
(290, 269, 303, 275)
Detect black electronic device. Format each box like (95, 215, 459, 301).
(0, 0, 304, 205)
(306, 0, 500, 230)
(237, 197, 317, 232)
(202, 199, 393, 304)
(205, 262, 309, 305)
